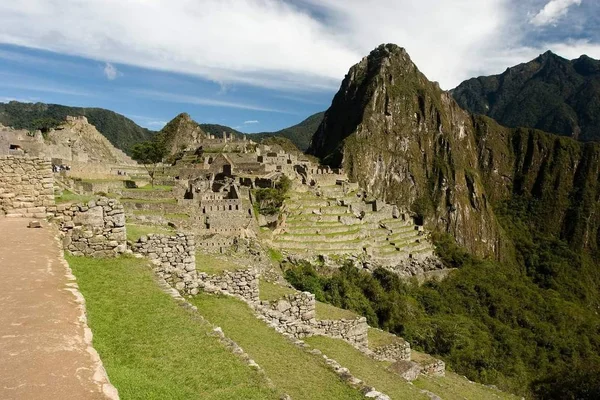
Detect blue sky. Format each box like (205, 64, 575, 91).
(1, 0, 599, 132)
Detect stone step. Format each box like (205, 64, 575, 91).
(286, 214, 342, 223)
(275, 231, 362, 243)
(277, 241, 363, 251)
(284, 225, 363, 235)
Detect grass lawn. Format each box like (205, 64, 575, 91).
(129, 185, 173, 191)
(315, 301, 358, 320)
(367, 327, 405, 350)
(126, 223, 175, 242)
(120, 198, 178, 204)
(258, 280, 297, 302)
(55, 190, 95, 204)
(192, 294, 364, 400)
(68, 255, 278, 400)
(305, 336, 428, 400)
(195, 253, 246, 275)
(132, 210, 189, 219)
(413, 371, 521, 400)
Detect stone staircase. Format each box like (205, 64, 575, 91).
(274, 188, 435, 264)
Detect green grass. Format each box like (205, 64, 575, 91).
(195, 253, 245, 275)
(305, 336, 428, 400)
(367, 328, 404, 350)
(267, 248, 284, 263)
(132, 210, 189, 219)
(55, 190, 94, 204)
(306, 336, 519, 400)
(259, 280, 297, 302)
(191, 294, 363, 400)
(120, 198, 178, 204)
(414, 372, 520, 400)
(315, 301, 358, 320)
(129, 184, 173, 191)
(126, 223, 175, 242)
(67, 255, 278, 400)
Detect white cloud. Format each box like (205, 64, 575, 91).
(103, 62, 119, 80)
(244, 120, 259, 124)
(0, 0, 596, 91)
(130, 89, 295, 113)
(530, 0, 582, 26)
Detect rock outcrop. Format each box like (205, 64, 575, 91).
(0, 116, 136, 165)
(309, 44, 500, 257)
(158, 113, 209, 155)
(309, 44, 600, 258)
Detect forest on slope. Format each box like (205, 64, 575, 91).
(307, 44, 600, 398)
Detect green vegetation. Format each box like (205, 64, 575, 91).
(0, 101, 155, 152)
(131, 210, 188, 219)
(55, 189, 94, 204)
(131, 139, 168, 187)
(453, 51, 600, 141)
(191, 294, 363, 400)
(284, 254, 600, 398)
(195, 253, 245, 275)
(253, 175, 292, 215)
(367, 328, 404, 350)
(129, 184, 173, 191)
(126, 224, 175, 242)
(315, 301, 357, 320)
(250, 112, 325, 151)
(267, 248, 284, 263)
(304, 336, 428, 400)
(258, 280, 296, 302)
(120, 198, 177, 204)
(306, 336, 518, 400)
(67, 255, 277, 400)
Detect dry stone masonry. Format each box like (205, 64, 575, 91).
(199, 269, 260, 302)
(132, 233, 198, 292)
(56, 197, 127, 257)
(0, 156, 54, 217)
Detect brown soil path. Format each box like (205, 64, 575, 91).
(0, 218, 118, 400)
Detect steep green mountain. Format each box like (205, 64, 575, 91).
(0, 101, 155, 153)
(308, 43, 600, 397)
(157, 113, 209, 155)
(252, 112, 324, 151)
(452, 51, 600, 141)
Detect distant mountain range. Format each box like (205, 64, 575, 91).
(0, 101, 155, 153)
(200, 111, 324, 151)
(0, 101, 323, 154)
(452, 51, 600, 141)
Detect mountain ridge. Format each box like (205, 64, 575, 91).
(451, 51, 600, 141)
(0, 101, 155, 153)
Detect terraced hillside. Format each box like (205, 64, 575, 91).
(275, 185, 434, 266)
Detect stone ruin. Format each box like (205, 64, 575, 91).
(55, 197, 127, 257)
(0, 156, 54, 218)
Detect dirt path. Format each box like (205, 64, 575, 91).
(0, 218, 118, 400)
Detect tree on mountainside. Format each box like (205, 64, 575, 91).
(31, 117, 61, 137)
(131, 140, 167, 187)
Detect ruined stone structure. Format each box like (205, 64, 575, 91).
(55, 197, 127, 257)
(0, 156, 54, 217)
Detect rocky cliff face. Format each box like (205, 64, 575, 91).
(159, 113, 208, 155)
(309, 44, 600, 258)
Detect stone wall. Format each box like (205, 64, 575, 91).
(199, 269, 259, 302)
(314, 317, 369, 347)
(253, 291, 368, 347)
(131, 233, 197, 292)
(0, 156, 54, 217)
(56, 197, 127, 257)
(372, 339, 411, 362)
